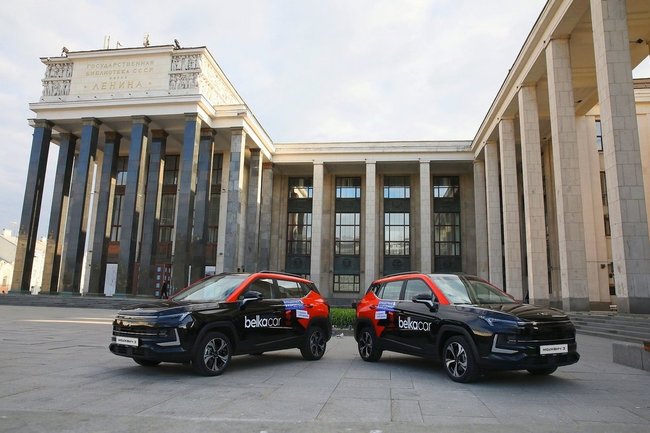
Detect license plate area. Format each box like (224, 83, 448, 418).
(115, 336, 139, 347)
(540, 343, 568, 355)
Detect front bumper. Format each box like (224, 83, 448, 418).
(109, 336, 191, 363)
(479, 335, 580, 371)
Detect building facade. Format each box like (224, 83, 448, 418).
(10, 0, 650, 312)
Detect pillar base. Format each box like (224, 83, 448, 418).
(618, 297, 650, 314)
(562, 297, 590, 312)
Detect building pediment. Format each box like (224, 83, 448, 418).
(39, 45, 243, 107)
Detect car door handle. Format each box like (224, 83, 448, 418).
(305, 304, 315, 308)
(369, 305, 377, 310)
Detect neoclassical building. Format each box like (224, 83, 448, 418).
(11, 0, 650, 312)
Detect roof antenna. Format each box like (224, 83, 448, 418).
(143, 33, 150, 47)
(174, 39, 181, 49)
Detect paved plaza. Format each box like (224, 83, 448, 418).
(0, 305, 649, 432)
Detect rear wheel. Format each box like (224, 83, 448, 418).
(527, 367, 557, 376)
(301, 326, 327, 360)
(192, 331, 232, 376)
(357, 327, 382, 362)
(133, 358, 160, 367)
(442, 336, 479, 383)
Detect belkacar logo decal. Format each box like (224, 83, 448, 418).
(245, 315, 282, 328)
(399, 316, 431, 331)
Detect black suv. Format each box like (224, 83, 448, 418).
(354, 272, 579, 382)
(110, 272, 331, 375)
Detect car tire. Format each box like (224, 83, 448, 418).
(133, 358, 161, 367)
(442, 335, 479, 383)
(527, 367, 558, 376)
(192, 331, 232, 376)
(357, 327, 383, 362)
(300, 326, 327, 360)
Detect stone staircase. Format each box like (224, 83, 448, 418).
(568, 312, 650, 344)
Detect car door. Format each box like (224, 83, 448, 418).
(372, 280, 405, 352)
(236, 277, 290, 353)
(391, 278, 441, 357)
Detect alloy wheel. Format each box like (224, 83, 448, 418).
(204, 337, 230, 373)
(445, 341, 468, 378)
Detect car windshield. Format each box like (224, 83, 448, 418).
(172, 274, 248, 302)
(428, 274, 516, 305)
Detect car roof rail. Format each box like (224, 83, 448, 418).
(382, 271, 422, 278)
(258, 270, 305, 279)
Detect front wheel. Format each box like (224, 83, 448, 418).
(527, 367, 557, 376)
(301, 326, 327, 360)
(192, 331, 232, 376)
(442, 336, 479, 383)
(133, 358, 160, 367)
(357, 327, 382, 362)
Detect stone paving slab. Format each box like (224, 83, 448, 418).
(0, 305, 649, 433)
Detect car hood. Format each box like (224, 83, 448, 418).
(117, 300, 223, 317)
(469, 303, 570, 322)
(458, 304, 569, 322)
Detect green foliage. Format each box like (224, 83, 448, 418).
(330, 307, 356, 328)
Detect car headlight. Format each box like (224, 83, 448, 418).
(479, 315, 521, 327)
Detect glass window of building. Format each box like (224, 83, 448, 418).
(383, 176, 410, 199)
(432, 176, 461, 272)
(163, 155, 180, 185)
(596, 119, 603, 152)
(207, 153, 223, 261)
(336, 177, 361, 199)
(109, 194, 124, 242)
(333, 274, 360, 293)
(384, 213, 410, 256)
(289, 177, 313, 199)
(600, 171, 610, 236)
(159, 194, 176, 243)
(115, 156, 128, 186)
(287, 212, 312, 255)
(334, 176, 362, 292)
(335, 212, 361, 255)
(286, 177, 313, 276)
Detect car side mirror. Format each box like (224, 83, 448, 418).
(412, 293, 438, 312)
(241, 290, 263, 309)
(351, 301, 358, 309)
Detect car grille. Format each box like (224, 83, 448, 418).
(518, 320, 575, 342)
(113, 324, 173, 339)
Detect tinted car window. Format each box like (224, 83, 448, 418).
(378, 281, 402, 300)
(403, 279, 432, 301)
(173, 274, 247, 302)
(243, 278, 274, 299)
(467, 279, 516, 304)
(428, 274, 471, 304)
(277, 279, 304, 298)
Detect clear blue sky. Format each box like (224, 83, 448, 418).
(0, 1, 648, 238)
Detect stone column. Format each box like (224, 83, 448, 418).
(473, 159, 489, 280)
(310, 163, 324, 287)
(518, 85, 550, 305)
(364, 161, 377, 289)
(87, 132, 121, 295)
(591, 0, 650, 313)
(172, 114, 201, 290)
(243, 149, 263, 272)
(498, 119, 523, 299)
(419, 161, 432, 273)
(190, 129, 215, 282)
(546, 38, 589, 311)
(137, 130, 167, 296)
(223, 128, 246, 272)
(484, 141, 504, 288)
(258, 162, 274, 270)
(42, 133, 75, 293)
(11, 120, 53, 293)
(60, 118, 100, 294)
(116, 116, 149, 295)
